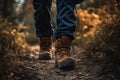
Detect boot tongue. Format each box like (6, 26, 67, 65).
(40, 37, 51, 52)
(61, 36, 72, 48)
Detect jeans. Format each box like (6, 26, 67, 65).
(33, 0, 76, 40)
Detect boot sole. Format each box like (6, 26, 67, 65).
(39, 53, 51, 60)
(55, 58, 75, 70)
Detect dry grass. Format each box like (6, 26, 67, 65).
(0, 17, 32, 79)
(75, 0, 120, 74)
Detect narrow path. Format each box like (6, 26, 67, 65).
(10, 45, 119, 80)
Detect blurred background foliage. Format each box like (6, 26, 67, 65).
(0, 0, 120, 79)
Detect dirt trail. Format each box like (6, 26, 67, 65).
(9, 45, 119, 80)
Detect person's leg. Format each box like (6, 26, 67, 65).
(55, 0, 76, 40)
(33, 0, 53, 37)
(33, 0, 53, 60)
(55, 0, 76, 69)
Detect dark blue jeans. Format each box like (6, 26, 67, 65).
(33, 0, 76, 40)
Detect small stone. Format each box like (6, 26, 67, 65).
(65, 76, 77, 80)
(53, 76, 64, 80)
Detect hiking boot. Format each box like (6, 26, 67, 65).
(55, 36, 75, 70)
(39, 36, 52, 60)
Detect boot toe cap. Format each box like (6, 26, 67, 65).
(58, 58, 75, 70)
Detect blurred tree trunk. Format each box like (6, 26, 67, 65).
(0, 1, 15, 80)
(0, 0, 15, 17)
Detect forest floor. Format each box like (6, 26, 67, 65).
(8, 45, 119, 80)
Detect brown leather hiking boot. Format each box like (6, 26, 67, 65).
(55, 36, 75, 70)
(39, 36, 52, 60)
